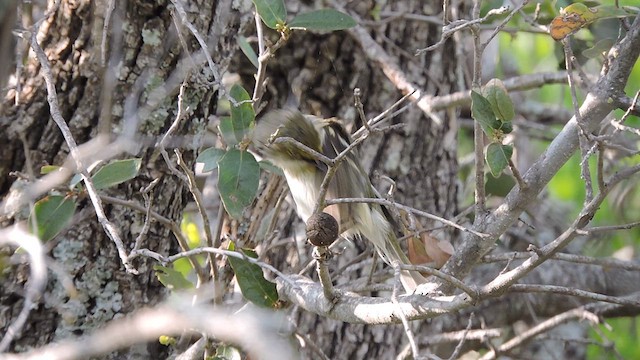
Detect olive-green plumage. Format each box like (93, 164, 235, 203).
(253, 109, 425, 292)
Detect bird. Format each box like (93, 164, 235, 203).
(252, 109, 425, 293)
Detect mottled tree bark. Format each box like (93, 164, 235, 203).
(0, 0, 244, 358)
(233, 1, 462, 358)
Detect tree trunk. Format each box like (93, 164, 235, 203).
(2, 0, 638, 359)
(232, 1, 461, 357)
(0, 0, 243, 357)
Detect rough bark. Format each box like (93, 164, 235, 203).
(0, 0, 244, 358)
(231, 1, 462, 358)
(1, 0, 637, 359)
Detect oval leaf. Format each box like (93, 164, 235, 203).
(227, 242, 278, 308)
(220, 84, 255, 146)
(485, 143, 513, 178)
(29, 195, 77, 242)
(289, 9, 357, 31)
(218, 149, 260, 219)
(153, 265, 194, 291)
(252, 0, 287, 29)
(471, 90, 498, 139)
(196, 147, 226, 172)
(40, 165, 61, 175)
(482, 79, 515, 122)
(91, 158, 142, 190)
(238, 36, 259, 69)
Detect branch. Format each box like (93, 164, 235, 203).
(0, 300, 296, 360)
(275, 275, 470, 324)
(440, 14, 640, 290)
(25, 1, 135, 273)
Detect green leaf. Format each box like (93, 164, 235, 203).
(40, 165, 61, 175)
(485, 172, 516, 197)
(252, 0, 287, 29)
(153, 265, 194, 291)
(482, 79, 515, 122)
(196, 147, 226, 172)
(91, 158, 142, 190)
(29, 195, 77, 242)
(238, 36, 259, 69)
(582, 38, 616, 59)
(289, 9, 357, 31)
(471, 90, 498, 138)
(227, 242, 278, 308)
(218, 149, 260, 219)
(485, 143, 513, 178)
(220, 84, 255, 146)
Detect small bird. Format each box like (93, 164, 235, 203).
(253, 109, 425, 293)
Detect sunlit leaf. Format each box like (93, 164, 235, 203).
(483, 79, 514, 122)
(153, 265, 194, 291)
(289, 9, 356, 31)
(40, 165, 61, 175)
(252, 0, 286, 29)
(550, 4, 634, 41)
(91, 158, 141, 190)
(218, 149, 260, 219)
(29, 195, 77, 242)
(227, 242, 278, 308)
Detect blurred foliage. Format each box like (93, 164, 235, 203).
(463, 1, 640, 357)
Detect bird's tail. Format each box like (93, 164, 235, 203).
(353, 202, 426, 293)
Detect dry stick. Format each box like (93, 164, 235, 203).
(390, 266, 419, 358)
(352, 89, 415, 139)
(480, 163, 640, 296)
(509, 284, 640, 307)
(470, 0, 486, 216)
(447, 313, 475, 360)
(479, 307, 599, 360)
(326, 197, 487, 238)
(114, 194, 208, 282)
(175, 149, 218, 282)
(2, 302, 296, 360)
(314, 247, 338, 303)
(163, 246, 296, 287)
(471, 1, 530, 216)
(479, 0, 530, 51)
(353, 88, 371, 131)
(440, 16, 640, 288)
(612, 90, 640, 136)
(428, 71, 569, 111)
(416, 5, 510, 54)
(563, 38, 594, 203)
(482, 251, 640, 272)
(27, 0, 134, 273)
(101, 0, 116, 66)
(169, 0, 233, 105)
(0, 228, 47, 352)
(400, 263, 478, 299)
(14, 0, 25, 106)
(131, 178, 160, 251)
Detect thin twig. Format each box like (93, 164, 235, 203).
(27, 0, 134, 273)
(175, 149, 218, 281)
(326, 197, 488, 238)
